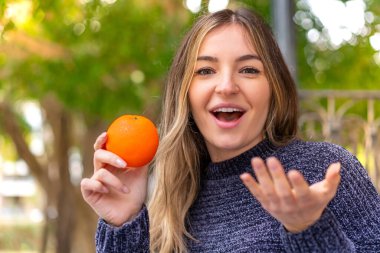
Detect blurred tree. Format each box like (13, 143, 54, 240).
(294, 0, 380, 90)
(0, 0, 190, 252)
(232, 0, 380, 91)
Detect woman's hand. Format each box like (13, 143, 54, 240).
(240, 157, 341, 233)
(81, 132, 149, 227)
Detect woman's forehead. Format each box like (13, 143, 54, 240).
(198, 24, 258, 55)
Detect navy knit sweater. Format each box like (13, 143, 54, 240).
(96, 139, 380, 252)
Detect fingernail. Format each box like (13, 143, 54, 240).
(240, 173, 249, 181)
(116, 159, 127, 168)
(332, 162, 341, 168)
(122, 186, 129, 193)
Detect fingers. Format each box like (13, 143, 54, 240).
(251, 157, 274, 190)
(93, 132, 128, 172)
(94, 132, 107, 151)
(323, 162, 341, 196)
(266, 158, 293, 203)
(251, 157, 279, 207)
(252, 157, 295, 202)
(244, 157, 304, 207)
(288, 170, 310, 200)
(93, 168, 130, 193)
(81, 168, 130, 195)
(243, 157, 341, 201)
(240, 173, 263, 201)
(241, 157, 342, 233)
(81, 177, 109, 195)
(94, 149, 127, 171)
(325, 162, 341, 183)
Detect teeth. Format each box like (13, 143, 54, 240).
(213, 107, 243, 113)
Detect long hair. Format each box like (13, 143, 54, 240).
(148, 8, 298, 253)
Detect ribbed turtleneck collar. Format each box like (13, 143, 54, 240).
(203, 139, 278, 180)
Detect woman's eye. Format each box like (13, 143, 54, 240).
(240, 67, 259, 74)
(195, 68, 215, 76)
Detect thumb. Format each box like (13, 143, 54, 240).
(325, 162, 341, 192)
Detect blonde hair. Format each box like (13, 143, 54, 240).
(148, 8, 298, 253)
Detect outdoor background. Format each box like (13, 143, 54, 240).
(0, 0, 380, 252)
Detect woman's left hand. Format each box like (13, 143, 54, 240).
(240, 157, 341, 233)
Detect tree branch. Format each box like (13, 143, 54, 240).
(0, 101, 49, 189)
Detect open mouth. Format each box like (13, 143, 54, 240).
(211, 108, 245, 122)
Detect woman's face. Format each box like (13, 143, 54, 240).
(188, 24, 271, 162)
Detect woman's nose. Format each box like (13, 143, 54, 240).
(215, 74, 239, 95)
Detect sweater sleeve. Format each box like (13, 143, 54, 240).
(280, 208, 355, 252)
(280, 145, 380, 252)
(95, 205, 150, 253)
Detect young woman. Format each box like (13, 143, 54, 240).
(81, 8, 380, 253)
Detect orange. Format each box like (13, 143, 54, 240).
(105, 115, 159, 167)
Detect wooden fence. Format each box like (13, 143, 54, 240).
(298, 90, 380, 191)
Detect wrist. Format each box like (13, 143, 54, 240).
(105, 205, 145, 227)
(283, 209, 325, 233)
(283, 216, 320, 234)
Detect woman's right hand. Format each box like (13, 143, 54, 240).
(81, 132, 149, 227)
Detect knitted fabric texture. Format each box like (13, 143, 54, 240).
(96, 139, 380, 252)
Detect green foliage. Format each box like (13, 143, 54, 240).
(2, 0, 191, 120)
(2, 0, 380, 119)
(295, 0, 380, 89)
(233, 0, 271, 21)
(0, 0, 5, 17)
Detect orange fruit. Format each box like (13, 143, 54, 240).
(105, 115, 159, 167)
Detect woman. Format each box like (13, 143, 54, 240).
(81, 8, 380, 252)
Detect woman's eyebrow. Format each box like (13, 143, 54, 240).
(196, 54, 261, 62)
(196, 55, 218, 62)
(236, 54, 261, 62)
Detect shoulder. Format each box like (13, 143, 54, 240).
(275, 139, 353, 163)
